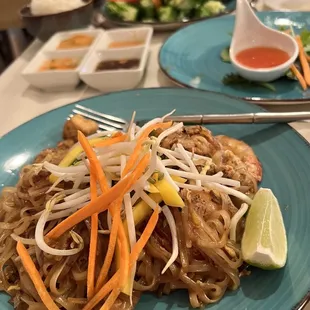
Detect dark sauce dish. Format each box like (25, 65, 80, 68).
(96, 58, 140, 71)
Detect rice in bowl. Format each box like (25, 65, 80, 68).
(30, 0, 87, 16)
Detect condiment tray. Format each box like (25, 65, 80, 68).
(21, 27, 153, 92)
(80, 27, 153, 92)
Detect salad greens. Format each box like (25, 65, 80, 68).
(220, 47, 230, 63)
(198, 0, 225, 18)
(300, 29, 310, 52)
(222, 73, 276, 91)
(106, 2, 139, 22)
(105, 0, 227, 23)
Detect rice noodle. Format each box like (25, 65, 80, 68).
(139, 191, 159, 211)
(167, 168, 240, 187)
(176, 143, 201, 187)
(156, 158, 179, 192)
(10, 233, 36, 245)
(161, 206, 178, 274)
(230, 203, 249, 242)
(0, 115, 259, 309)
(127, 111, 136, 142)
(35, 210, 84, 256)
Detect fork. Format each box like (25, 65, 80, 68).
(69, 104, 129, 131)
(70, 104, 310, 131)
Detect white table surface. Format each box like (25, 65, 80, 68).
(0, 22, 309, 310)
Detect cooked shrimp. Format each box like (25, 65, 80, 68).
(215, 135, 262, 182)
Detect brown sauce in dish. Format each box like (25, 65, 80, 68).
(57, 35, 94, 49)
(108, 40, 144, 49)
(96, 59, 140, 71)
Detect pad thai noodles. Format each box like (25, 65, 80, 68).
(0, 111, 264, 309)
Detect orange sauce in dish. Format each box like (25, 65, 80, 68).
(108, 41, 144, 49)
(39, 58, 79, 71)
(236, 46, 290, 69)
(57, 35, 94, 49)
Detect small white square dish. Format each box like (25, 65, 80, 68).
(95, 27, 153, 50)
(42, 29, 104, 52)
(80, 46, 148, 91)
(22, 50, 87, 91)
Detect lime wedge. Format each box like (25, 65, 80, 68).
(241, 188, 287, 270)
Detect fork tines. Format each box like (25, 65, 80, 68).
(71, 104, 128, 131)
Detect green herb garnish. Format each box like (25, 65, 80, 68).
(148, 177, 156, 184)
(220, 47, 231, 62)
(71, 158, 82, 166)
(300, 28, 310, 53)
(278, 25, 288, 32)
(222, 73, 276, 91)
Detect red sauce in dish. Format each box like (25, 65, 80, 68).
(236, 46, 290, 69)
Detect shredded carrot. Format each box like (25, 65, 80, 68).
(296, 35, 310, 86)
(46, 179, 121, 240)
(99, 223, 130, 308)
(78, 131, 109, 193)
(16, 242, 60, 310)
(127, 206, 159, 264)
(117, 222, 130, 289)
(79, 130, 130, 293)
(94, 132, 127, 148)
(83, 207, 160, 310)
(77, 132, 103, 299)
(78, 133, 125, 293)
(47, 152, 150, 239)
(84, 273, 119, 310)
(95, 200, 122, 291)
(100, 287, 122, 310)
(86, 167, 98, 299)
(291, 64, 307, 91)
(122, 121, 172, 176)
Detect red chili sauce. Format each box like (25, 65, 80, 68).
(236, 46, 290, 69)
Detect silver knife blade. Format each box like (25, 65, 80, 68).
(163, 112, 310, 124)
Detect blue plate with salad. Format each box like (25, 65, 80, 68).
(101, 0, 237, 31)
(159, 11, 310, 104)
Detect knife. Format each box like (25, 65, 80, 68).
(160, 112, 310, 124)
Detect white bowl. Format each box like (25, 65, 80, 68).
(42, 29, 104, 53)
(22, 50, 87, 91)
(230, 33, 299, 82)
(262, 0, 310, 11)
(80, 46, 148, 92)
(80, 27, 153, 92)
(230, 0, 299, 82)
(96, 27, 153, 50)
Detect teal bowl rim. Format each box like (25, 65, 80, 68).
(0, 87, 309, 309)
(158, 13, 310, 104)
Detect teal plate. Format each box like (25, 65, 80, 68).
(0, 88, 309, 309)
(159, 12, 310, 104)
(100, 0, 236, 31)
